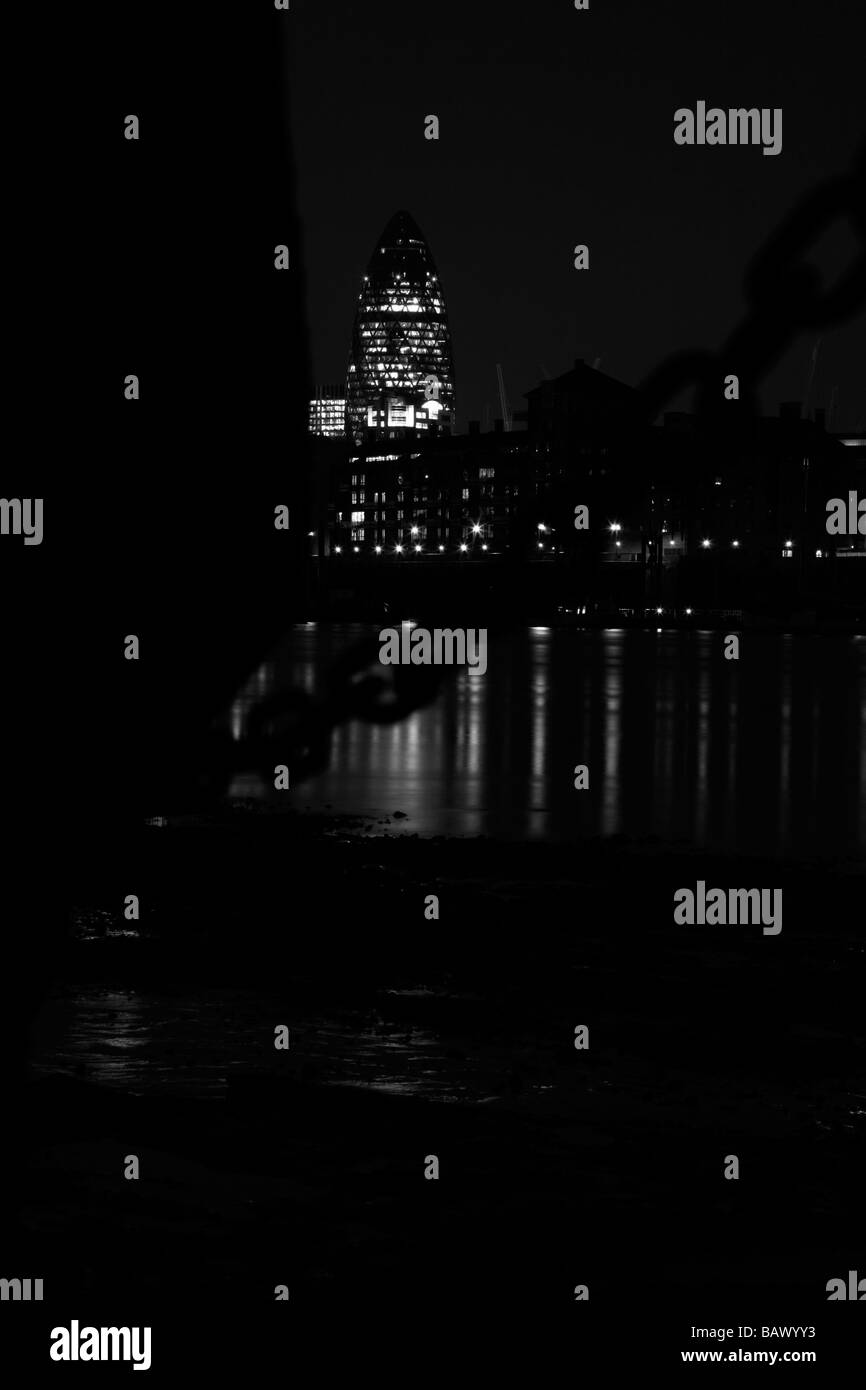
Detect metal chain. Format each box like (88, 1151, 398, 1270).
(638, 140, 866, 420)
(239, 637, 449, 784)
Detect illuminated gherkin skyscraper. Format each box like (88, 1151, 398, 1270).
(346, 210, 455, 444)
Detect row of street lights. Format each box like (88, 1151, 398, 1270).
(323, 520, 804, 556)
(608, 522, 797, 550)
(332, 542, 490, 554)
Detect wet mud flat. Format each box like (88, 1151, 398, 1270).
(7, 814, 865, 1351)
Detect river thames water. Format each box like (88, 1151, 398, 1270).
(29, 625, 864, 1102)
(225, 624, 866, 860)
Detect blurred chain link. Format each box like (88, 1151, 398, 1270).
(639, 140, 866, 420)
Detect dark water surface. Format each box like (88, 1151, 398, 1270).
(29, 984, 504, 1102)
(34, 627, 863, 1104)
(225, 625, 866, 860)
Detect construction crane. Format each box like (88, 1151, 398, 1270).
(803, 337, 822, 419)
(496, 363, 513, 432)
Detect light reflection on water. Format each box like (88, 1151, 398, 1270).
(28, 987, 502, 1104)
(29, 984, 865, 1129)
(223, 626, 865, 858)
(45, 629, 863, 1108)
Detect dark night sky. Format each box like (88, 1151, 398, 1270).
(286, 0, 865, 431)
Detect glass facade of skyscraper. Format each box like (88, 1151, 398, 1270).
(346, 210, 455, 445)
